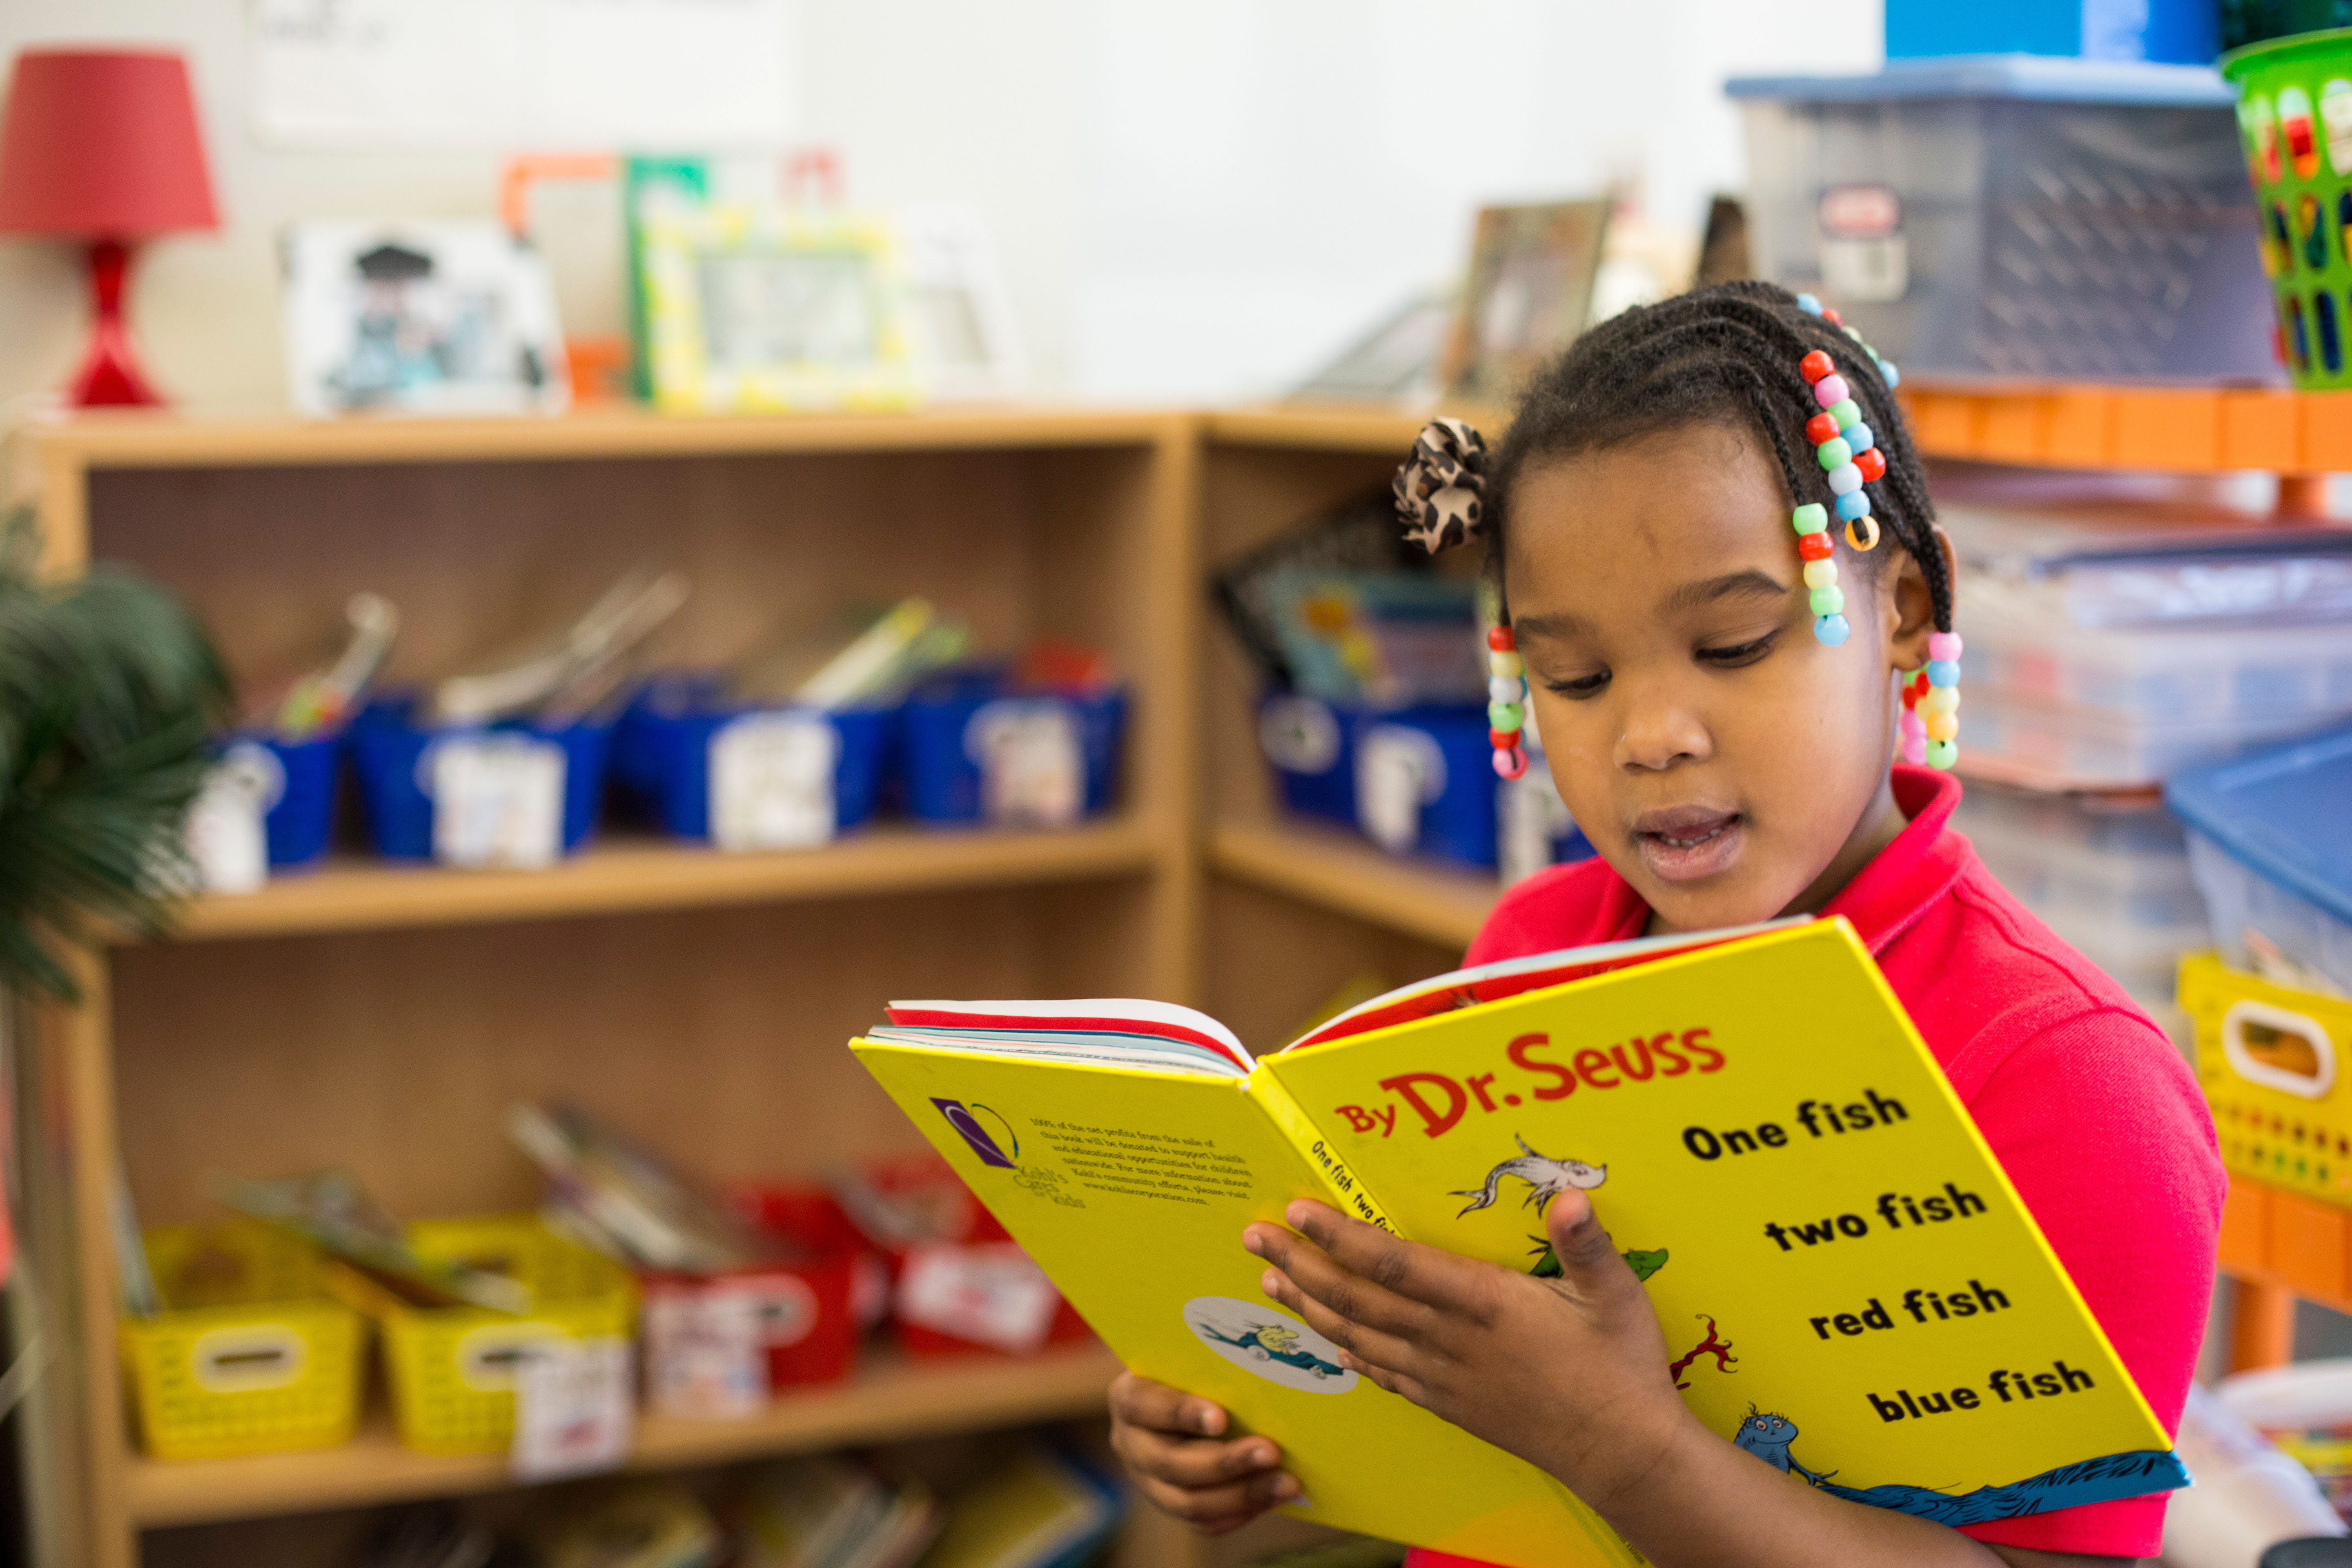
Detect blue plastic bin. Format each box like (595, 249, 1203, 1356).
(1257, 693, 1361, 826)
(610, 675, 890, 846)
(900, 669, 1127, 826)
(216, 731, 343, 869)
(348, 696, 612, 864)
(1353, 705, 1498, 870)
(2166, 721, 2352, 995)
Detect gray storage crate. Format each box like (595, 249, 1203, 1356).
(1728, 56, 2277, 383)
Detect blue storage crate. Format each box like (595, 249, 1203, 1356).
(610, 675, 889, 848)
(900, 669, 1127, 826)
(1257, 693, 1361, 826)
(2167, 720, 2352, 995)
(1353, 705, 1498, 870)
(215, 731, 343, 869)
(349, 697, 612, 865)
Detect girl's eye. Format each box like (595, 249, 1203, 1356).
(1697, 632, 1778, 668)
(1542, 668, 1610, 698)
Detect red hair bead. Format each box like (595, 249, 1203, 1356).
(1797, 531, 1833, 561)
(1804, 411, 1840, 444)
(1854, 447, 1887, 481)
(1822, 307, 1844, 326)
(1800, 350, 1834, 383)
(1487, 625, 1516, 652)
(1490, 728, 1517, 749)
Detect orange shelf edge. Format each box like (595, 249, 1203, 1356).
(2216, 1172, 2352, 1319)
(1902, 381, 2352, 474)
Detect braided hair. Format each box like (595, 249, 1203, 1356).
(1484, 281, 1950, 637)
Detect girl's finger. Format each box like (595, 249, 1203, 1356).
(1339, 1348, 1433, 1408)
(1139, 1467, 1302, 1528)
(1116, 1425, 1283, 1488)
(1245, 1219, 1443, 1339)
(1111, 1371, 1231, 1437)
(1259, 1262, 1429, 1378)
(1281, 1201, 1492, 1314)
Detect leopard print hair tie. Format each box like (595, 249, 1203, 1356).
(1393, 417, 1490, 555)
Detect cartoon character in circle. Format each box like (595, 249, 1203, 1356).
(1197, 1320, 1345, 1379)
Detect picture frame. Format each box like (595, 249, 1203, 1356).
(894, 204, 1026, 401)
(281, 220, 572, 417)
(637, 194, 920, 414)
(1440, 200, 1611, 404)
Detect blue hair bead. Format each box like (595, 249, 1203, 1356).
(1813, 613, 1851, 646)
(1796, 293, 1822, 315)
(1835, 490, 1872, 521)
(1925, 658, 1960, 686)
(1880, 360, 1900, 389)
(1840, 422, 1875, 455)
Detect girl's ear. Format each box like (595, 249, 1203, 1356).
(1887, 524, 1954, 672)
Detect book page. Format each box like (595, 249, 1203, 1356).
(850, 1040, 1640, 1568)
(1264, 920, 2181, 1528)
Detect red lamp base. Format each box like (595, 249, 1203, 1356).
(67, 238, 162, 407)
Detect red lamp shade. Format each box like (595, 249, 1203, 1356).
(0, 50, 218, 406)
(0, 50, 218, 236)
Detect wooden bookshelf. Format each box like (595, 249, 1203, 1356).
(126, 1343, 1122, 1528)
(1209, 822, 1495, 951)
(165, 819, 1159, 942)
(12, 406, 1203, 1568)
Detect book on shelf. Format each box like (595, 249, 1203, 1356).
(849, 918, 2184, 1568)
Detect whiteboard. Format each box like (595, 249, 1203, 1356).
(250, 0, 798, 149)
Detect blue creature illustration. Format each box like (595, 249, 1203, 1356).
(1728, 1405, 2191, 1525)
(1197, 1320, 1344, 1379)
(1731, 1406, 1836, 1485)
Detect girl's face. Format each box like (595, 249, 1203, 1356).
(1505, 421, 1943, 933)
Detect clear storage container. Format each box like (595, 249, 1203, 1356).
(1964, 689, 2348, 788)
(1728, 57, 2274, 382)
(2167, 722, 2352, 996)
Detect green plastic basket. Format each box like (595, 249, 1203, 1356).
(2224, 28, 2352, 386)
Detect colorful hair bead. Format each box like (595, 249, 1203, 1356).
(1906, 634, 1962, 771)
(1791, 310, 1908, 654)
(1485, 624, 1530, 775)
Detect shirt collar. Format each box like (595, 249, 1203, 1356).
(1585, 765, 1967, 953)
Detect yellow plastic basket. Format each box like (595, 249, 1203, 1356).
(119, 1221, 364, 1461)
(334, 1214, 635, 1455)
(2184, 951, 2352, 1207)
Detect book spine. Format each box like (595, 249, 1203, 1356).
(1245, 1071, 1403, 1235)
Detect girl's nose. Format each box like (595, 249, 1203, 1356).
(1613, 695, 1712, 773)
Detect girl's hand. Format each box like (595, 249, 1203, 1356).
(1108, 1370, 1303, 1534)
(1243, 1192, 1695, 1510)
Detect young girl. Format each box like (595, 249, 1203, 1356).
(1110, 282, 2223, 1567)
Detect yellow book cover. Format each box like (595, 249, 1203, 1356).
(850, 919, 2183, 1568)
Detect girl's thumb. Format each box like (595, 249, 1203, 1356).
(1544, 1187, 1618, 1277)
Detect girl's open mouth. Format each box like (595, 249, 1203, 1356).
(1630, 807, 1745, 883)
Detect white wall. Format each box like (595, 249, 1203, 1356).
(0, 0, 1880, 410)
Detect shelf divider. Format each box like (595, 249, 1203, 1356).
(127, 1343, 1123, 1528)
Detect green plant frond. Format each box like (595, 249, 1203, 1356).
(0, 506, 229, 1000)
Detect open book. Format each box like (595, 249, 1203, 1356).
(851, 919, 2184, 1568)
